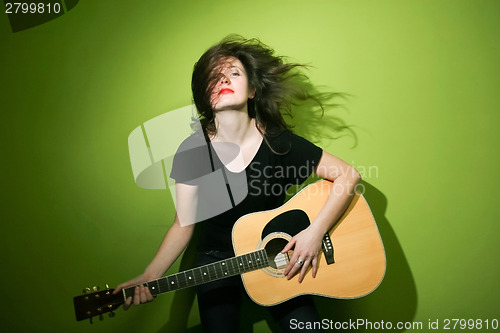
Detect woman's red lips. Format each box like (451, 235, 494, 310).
(219, 88, 234, 95)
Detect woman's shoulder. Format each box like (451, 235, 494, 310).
(175, 130, 207, 154)
(265, 129, 315, 154)
(170, 130, 212, 182)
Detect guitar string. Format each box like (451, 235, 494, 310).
(124, 243, 295, 297)
(150, 249, 284, 294)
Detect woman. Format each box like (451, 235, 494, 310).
(115, 35, 361, 332)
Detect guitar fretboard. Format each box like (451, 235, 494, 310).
(124, 249, 268, 299)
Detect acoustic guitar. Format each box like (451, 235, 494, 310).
(73, 180, 386, 322)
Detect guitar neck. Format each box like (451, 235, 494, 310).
(123, 249, 268, 299)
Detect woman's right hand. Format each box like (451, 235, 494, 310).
(113, 274, 156, 310)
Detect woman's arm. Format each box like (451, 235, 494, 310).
(282, 151, 361, 282)
(113, 183, 197, 308)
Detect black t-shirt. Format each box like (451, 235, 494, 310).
(170, 130, 323, 253)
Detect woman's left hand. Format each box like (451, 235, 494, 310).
(281, 226, 324, 283)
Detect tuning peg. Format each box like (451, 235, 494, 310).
(104, 284, 111, 295)
(89, 317, 93, 324)
(93, 286, 100, 292)
(109, 311, 115, 318)
(83, 287, 91, 294)
(99, 314, 104, 321)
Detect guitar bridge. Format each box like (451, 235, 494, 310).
(321, 233, 335, 265)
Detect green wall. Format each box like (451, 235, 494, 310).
(1, 0, 499, 332)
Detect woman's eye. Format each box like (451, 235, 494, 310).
(231, 72, 240, 77)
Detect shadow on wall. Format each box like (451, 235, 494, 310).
(315, 181, 417, 332)
(155, 181, 417, 332)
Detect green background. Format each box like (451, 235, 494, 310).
(1, 0, 499, 332)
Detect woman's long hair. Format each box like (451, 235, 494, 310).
(191, 35, 351, 149)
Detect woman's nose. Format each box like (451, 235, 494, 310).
(220, 75, 230, 84)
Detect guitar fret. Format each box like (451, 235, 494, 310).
(166, 275, 176, 292)
(190, 268, 199, 285)
(254, 252, 261, 269)
(148, 279, 160, 296)
(247, 252, 254, 271)
(250, 251, 257, 270)
(188, 269, 196, 286)
(177, 271, 183, 288)
(244, 253, 251, 271)
(215, 261, 223, 279)
(178, 272, 187, 289)
(260, 250, 268, 268)
(234, 256, 241, 273)
(228, 257, 237, 275)
(260, 250, 267, 267)
(174, 273, 182, 289)
(243, 253, 250, 271)
(221, 260, 229, 277)
(240, 253, 246, 268)
(226, 257, 233, 275)
(200, 265, 209, 283)
(241, 254, 249, 272)
(209, 262, 218, 280)
(198, 266, 206, 283)
(182, 270, 194, 288)
(240, 254, 247, 272)
(195, 268, 202, 284)
(256, 251, 262, 268)
(157, 277, 167, 293)
(173, 273, 182, 289)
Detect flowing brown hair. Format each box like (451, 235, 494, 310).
(191, 35, 350, 149)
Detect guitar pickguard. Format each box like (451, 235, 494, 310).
(261, 209, 310, 239)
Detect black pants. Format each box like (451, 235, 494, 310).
(196, 250, 323, 333)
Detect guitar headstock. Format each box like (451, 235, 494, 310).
(73, 285, 124, 322)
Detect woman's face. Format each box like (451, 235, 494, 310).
(210, 57, 255, 112)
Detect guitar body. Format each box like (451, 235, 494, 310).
(232, 180, 386, 306)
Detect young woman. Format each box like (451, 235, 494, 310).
(115, 35, 361, 332)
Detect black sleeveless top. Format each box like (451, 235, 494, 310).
(170, 130, 323, 253)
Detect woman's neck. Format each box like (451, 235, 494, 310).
(211, 110, 260, 145)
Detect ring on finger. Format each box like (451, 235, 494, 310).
(296, 258, 304, 266)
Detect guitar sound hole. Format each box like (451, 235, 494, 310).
(264, 238, 290, 270)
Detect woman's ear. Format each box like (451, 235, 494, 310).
(249, 86, 256, 99)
